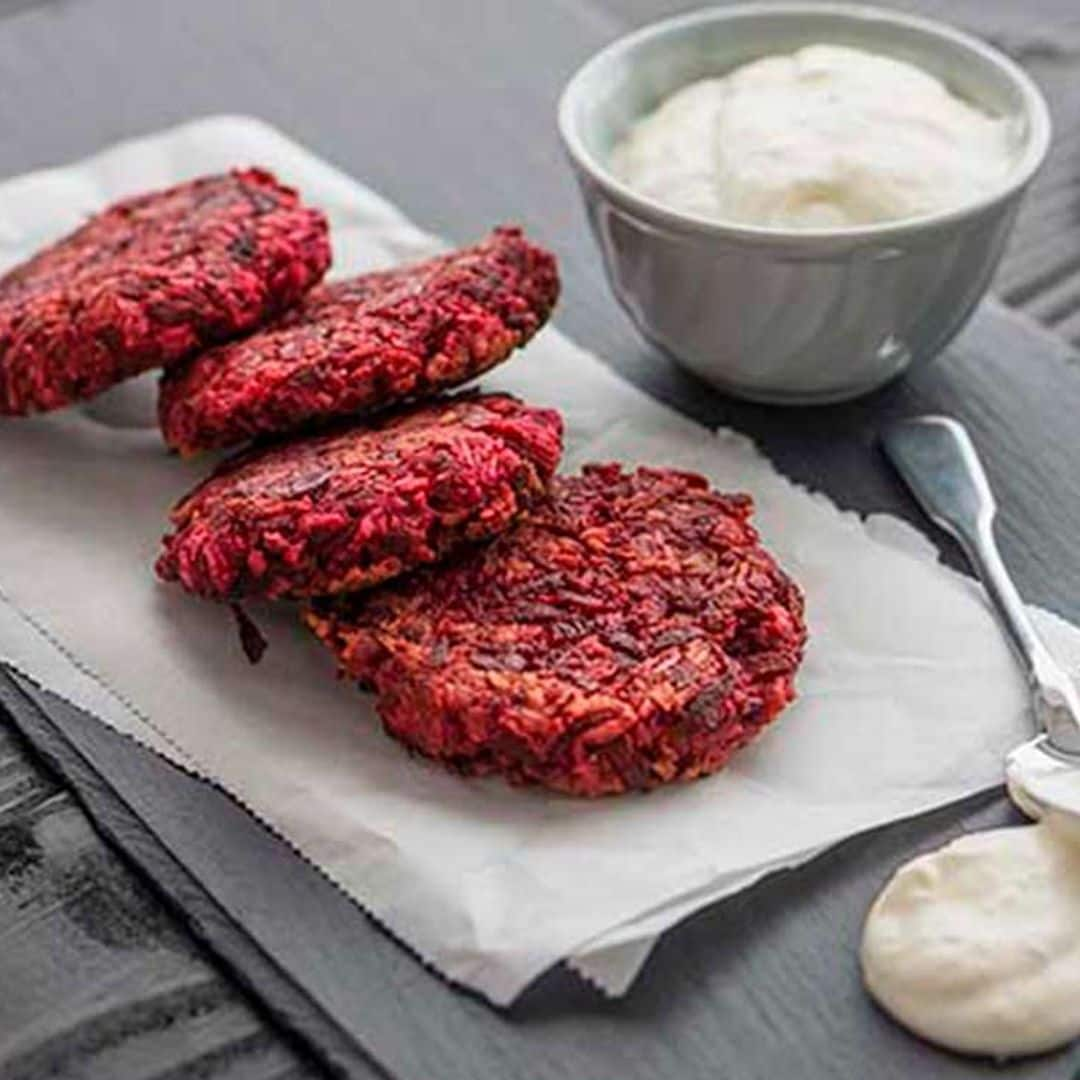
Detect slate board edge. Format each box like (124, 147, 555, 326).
(0, 669, 384, 1080)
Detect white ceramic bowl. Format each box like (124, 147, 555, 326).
(558, 3, 1051, 404)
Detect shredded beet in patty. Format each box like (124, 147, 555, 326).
(158, 226, 559, 453)
(0, 169, 330, 414)
(156, 393, 563, 601)
(306, 464, 807, 796)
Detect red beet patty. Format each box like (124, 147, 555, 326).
(156, 394, 563, 601)
(0, 169, 330, 415)
(158, 226, 559, 453)
(305, 464, 807, 796)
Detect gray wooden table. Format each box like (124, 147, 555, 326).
(1, 2, 1079, 1078)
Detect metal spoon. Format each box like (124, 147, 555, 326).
(882, 416, 1080, 820)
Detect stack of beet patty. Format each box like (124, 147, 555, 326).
(0, 168, 806, 796)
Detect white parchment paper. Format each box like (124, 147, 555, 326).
(0, 116, 1077, 1004)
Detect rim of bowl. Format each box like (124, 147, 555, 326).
(557, 2, 1053, 244)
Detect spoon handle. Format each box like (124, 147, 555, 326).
(882, 415, 1080, 756)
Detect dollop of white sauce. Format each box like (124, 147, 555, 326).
(610, 44, 1019, 229)
(860, 821, 1080, 1058)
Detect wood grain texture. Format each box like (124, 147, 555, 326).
(0, 699, 319, 1080)
(0, 1, 1079, 1078)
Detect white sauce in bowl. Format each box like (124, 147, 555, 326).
(610, 45, 1020, 229)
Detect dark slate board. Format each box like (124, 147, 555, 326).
(1, 1, 1080, 1078)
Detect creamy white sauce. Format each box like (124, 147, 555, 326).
(610, 45, 1019, 230)
(1007, 741, 1080, 831)
(860, 820, 1080, 1058)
